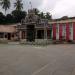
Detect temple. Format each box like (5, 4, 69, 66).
(17, 8, 52, 42)
(49, 17, 75, 41)
(0, 8, 75, 43)
(17, 8, 75, 42)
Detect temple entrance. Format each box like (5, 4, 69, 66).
(47, 30, 52, 39)
(37, 30, 44, 39)
(8, 33, 11, 40)
(27, 25, 35, 42)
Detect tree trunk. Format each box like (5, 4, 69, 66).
(5, 10, 6, 16)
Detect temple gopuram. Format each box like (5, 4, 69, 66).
(0, 8, 75, 43)
(17, 8, 52, 42)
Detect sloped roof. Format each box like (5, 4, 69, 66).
(0, 25, 17, 33)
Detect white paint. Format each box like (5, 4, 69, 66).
(70, 23, 73, 40)
(52, 26, 53, 39)
(62, 24, 66, 40)
(32, 63, 50, 75)
(56, 24, 59, 40)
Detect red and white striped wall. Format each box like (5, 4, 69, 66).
(52, 22, 75, 41)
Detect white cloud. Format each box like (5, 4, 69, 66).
(51, 0, 75, 18)
(38, 0, 75, 18)
(1, 0, 75, 18)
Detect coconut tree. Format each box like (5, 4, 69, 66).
(45, 12, 52, 20)
(14, 0, 23, 11)
(0, 0, 10, 15)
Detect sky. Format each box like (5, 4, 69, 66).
(0, 0, 75, 19)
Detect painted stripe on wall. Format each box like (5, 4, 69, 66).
(53, 23, 56, 40)
(51, 27, 53, 38)
(66, 23, 70, 41)
(56, 24, 59, 40)
(62, 24, 66, 40)
(73, 22, 75, 40)
(59, 24, 62, 40)
(70, 23, 73, 40)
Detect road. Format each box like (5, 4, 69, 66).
(0, 44, 75, 75)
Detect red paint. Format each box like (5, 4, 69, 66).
(53, 23, 56, 40)
(73, 22, 75, 40)
(59, 24, 62, 40)
(66, 23, 70, 41)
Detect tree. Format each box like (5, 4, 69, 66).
(0, 12, 5, 24)
(0, 0, 10, 15)
(33, 8, 39, 15)
(6, 14, 14, 24)
(61, 16, 68, 20)
(38, 12, 45, 19)
(45, 12, 52, 20)
(14, 0, 23, 11)
(12, 10, 27, 23)
(13, 0, 27, 23)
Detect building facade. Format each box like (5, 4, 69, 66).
(49, 18, 75, 41)
(0, 25, 17, 41)
(17, 9, 75, 42)
(17, 9, 52, 42)
(0, 10, 75, 42)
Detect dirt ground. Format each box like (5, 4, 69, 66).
(0, 44, 75, 75)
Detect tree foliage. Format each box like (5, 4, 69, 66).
(12, 10, 27, 23)
(45, 12, 52, 20)
(0, 0, 10, 15)
(14, 0, 23, 11)
(0, 0, 52, 24)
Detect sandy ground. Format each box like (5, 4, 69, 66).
(0, 44, 75, 75)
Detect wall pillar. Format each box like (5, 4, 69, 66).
(3, 32, 5, 40)
(19, 31, 22, 40)
(73, 22, 75, 40)
(56, 24, 59, 40)
(70, 23, 73, 40)
(66, 23, 70, 41)
(10, 33, 12, 40)
(44, 29, 47, 39)
(35, 30, 37, 39)
(53, 23, 56, 40)
(59, 23, 63, 40)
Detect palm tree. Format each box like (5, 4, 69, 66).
(14, 0, 23, 11)
(0, 0, 10, 15)
(39, 12, 45, 19)
(45, 12, 52, 20)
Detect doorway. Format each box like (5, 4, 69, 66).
(8, 33, 11, 40)
(37, 30, 44, 39)
(27, 25, 35, 42)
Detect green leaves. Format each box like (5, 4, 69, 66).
(14, 0, 23, 11)
(0, 0, 10, 15)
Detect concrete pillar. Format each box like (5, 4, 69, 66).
(70, 23, 73, 40)
(13, 33, 15, 40)
(56, 24, 59, 40)
(59, 24, 63, 40)
(62, 24, 66, 40)
(66, 23, 70, 41)
(35, 30, 37, 39)
(3, 32, 5, 40)
(19, 31, 22, 40)
(73, 22, 75, 40)
(25, 31, 26, 39)
(53, 23, 56, 40)
(44, 26, 47, 39)
(10, 33, 12, 40)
